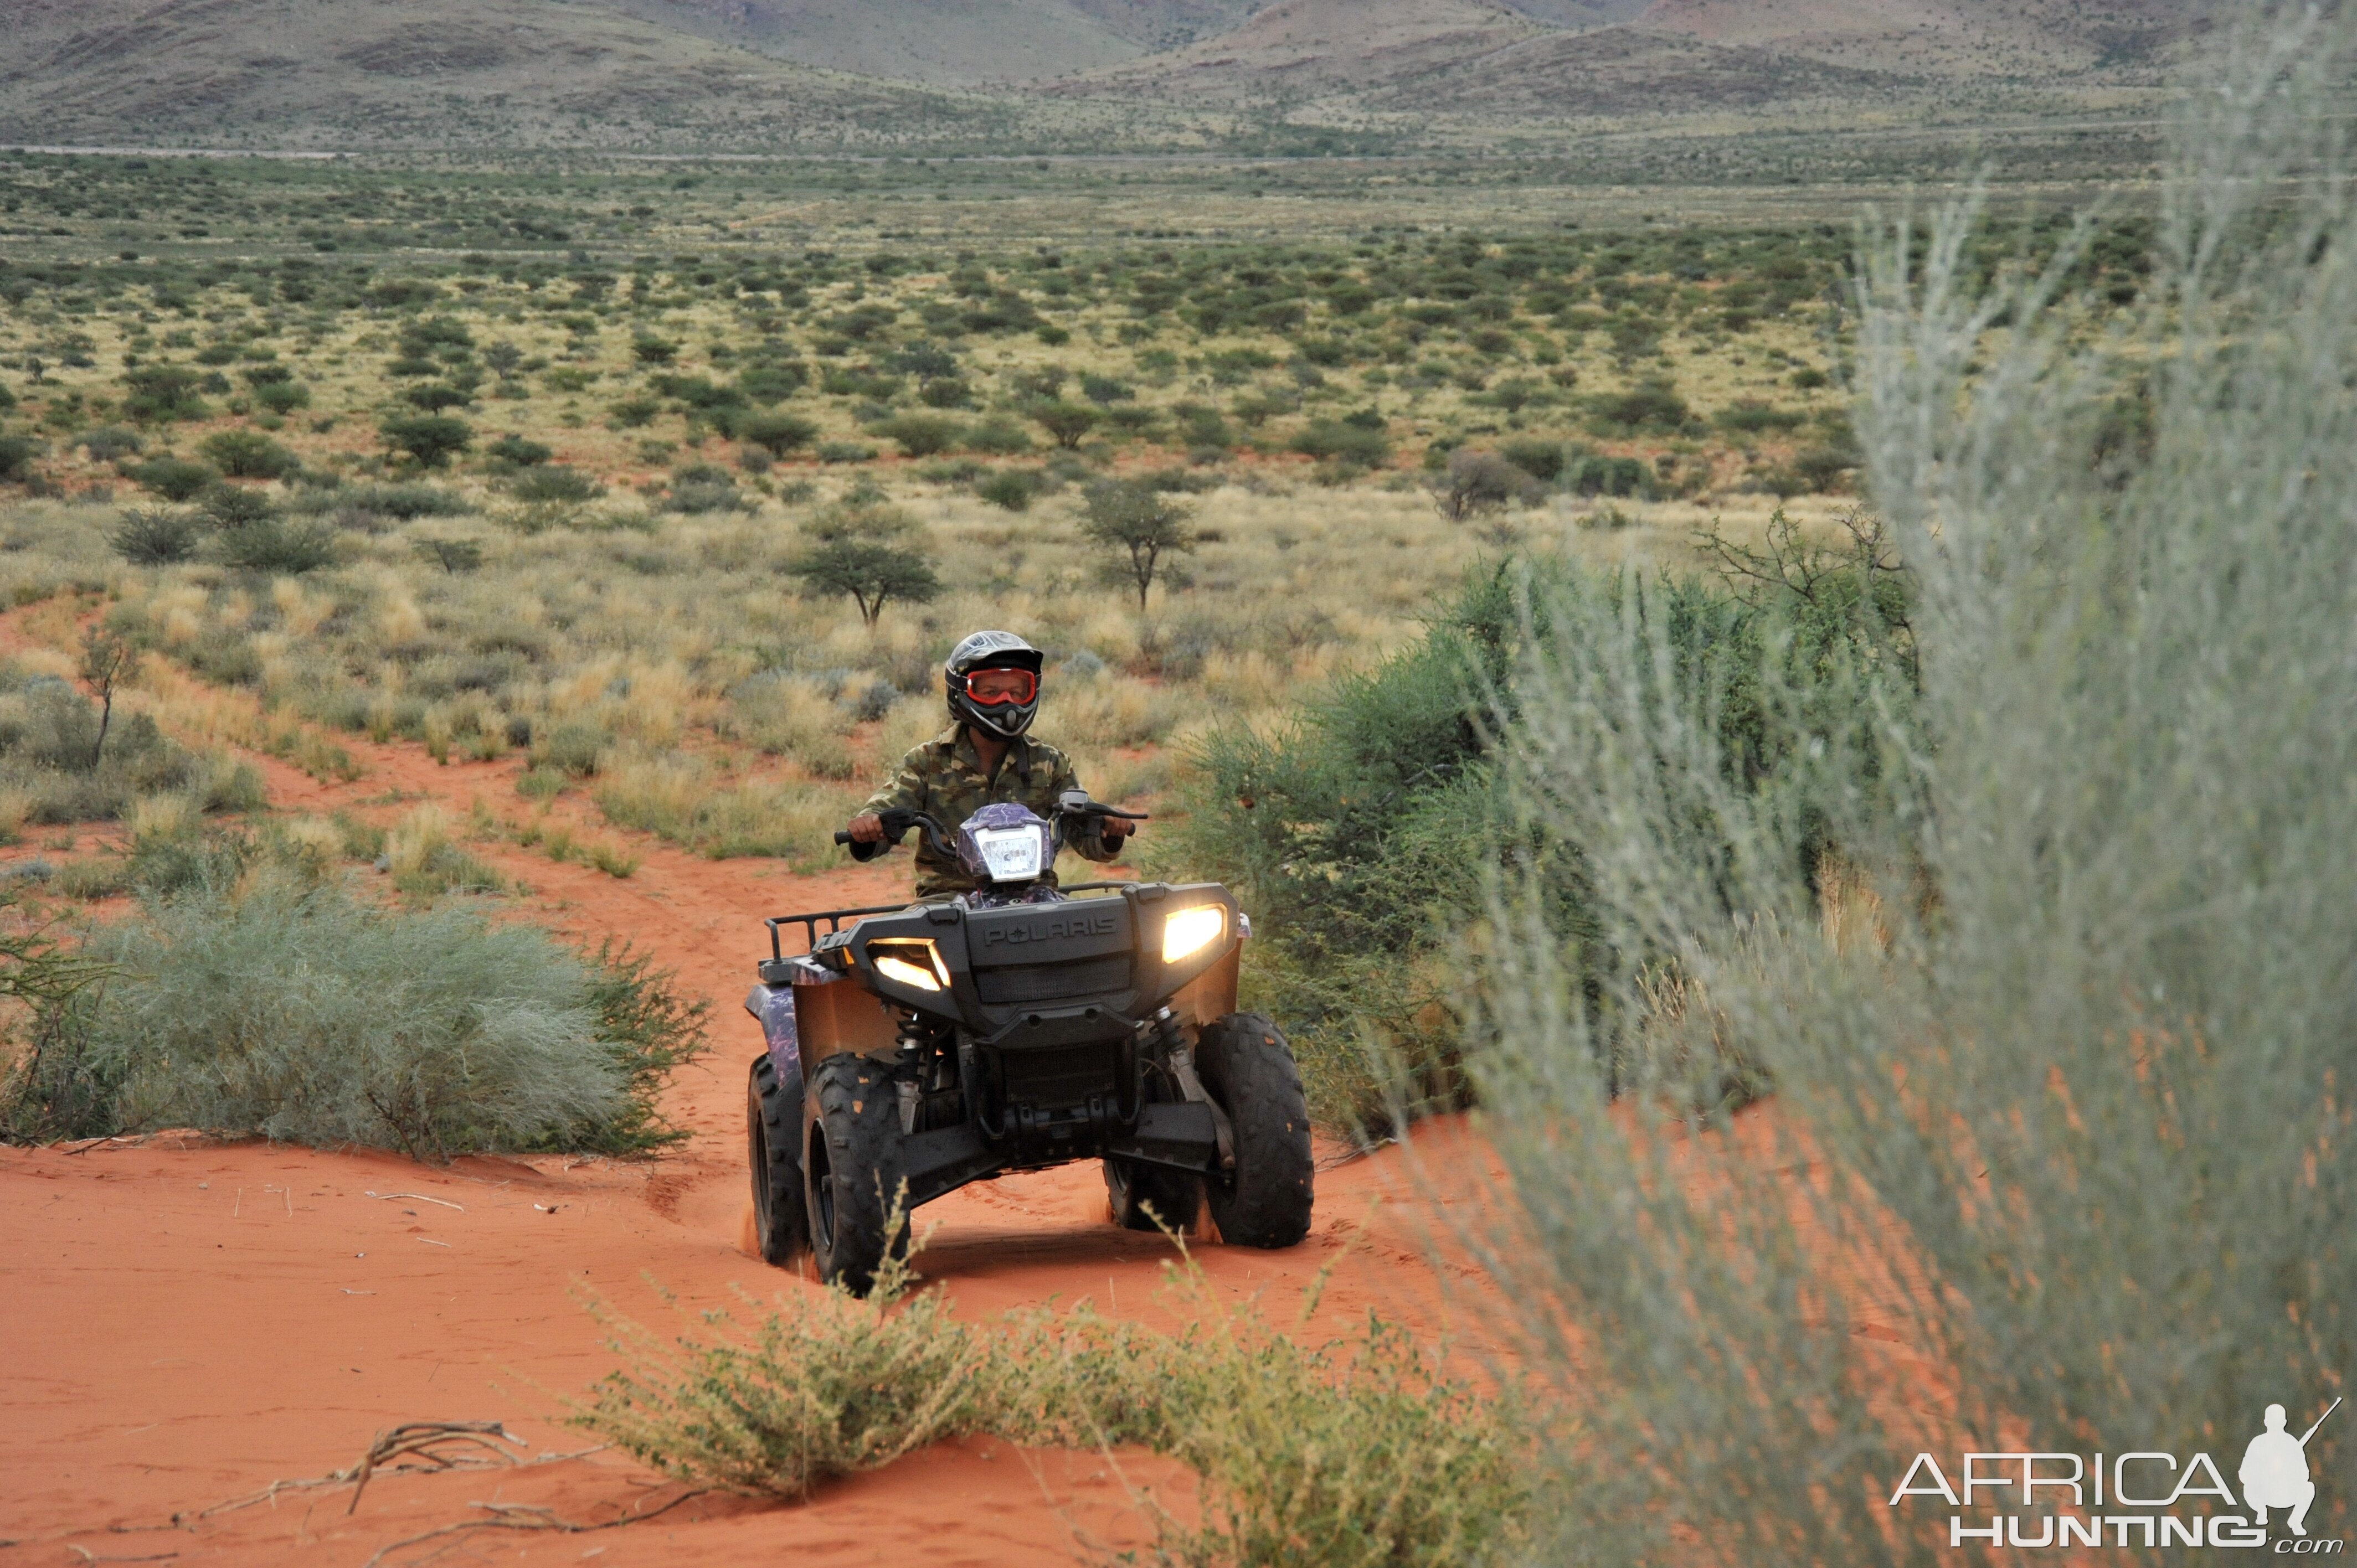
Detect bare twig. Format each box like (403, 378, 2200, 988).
(359, 1487, 708, 1568)
(363, 1192, 465, 1211)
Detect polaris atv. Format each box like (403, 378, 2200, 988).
(744, 792, 1314, 1289)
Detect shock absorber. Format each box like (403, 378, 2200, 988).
(1154, 1006, 1233, 1172)
(894, 1014, 926, 1135)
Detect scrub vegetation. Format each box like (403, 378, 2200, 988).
(577, 1229, 1524, 1568)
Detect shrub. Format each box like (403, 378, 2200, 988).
(738, 409, 819, 458)
(1480, 19, 2357, 1561)
(1712, 399, 1805, 434)
(486, 433, 552, 467)
(330, 482, 470, 520)
(965, 418, 1033, 455)
(196, 483, 274, 528)
(663, 465, 743, 515)
(507, 466, 602, 504)
(817, 440, 877, 465)
(0, 665, 261, 826)
(975, 470, 1037, 512)
(1584, 379, 1690, 434)
(120, 365, 208, 422)
(871, 414, 962, 458)
(80, 425, 143, 463)
(1497, 437, 1569, 483)
(1029, 400, 1099, 449)
(1430, 450, 1542, 521)
(126, 456, 218, 502)
(380, 414, 473, 468)
(1, 882, 706, 1157)
(217, 515, 337, 574)
(1291, 420, 1391, 467)
(574, 1234, 1524, 1564)
(109, 507, 204, 565)
(0, 432, 45, 482)
(200, 430, 298, 479)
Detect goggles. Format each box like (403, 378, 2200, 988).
(961, 667, 1038, 705)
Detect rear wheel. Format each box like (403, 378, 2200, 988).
(1105, 1156, 1202, 1234)
(802, 1054, 904, 1293)
(1196, 1013, 1314, 1249)
(747, 1054, 807, 1267)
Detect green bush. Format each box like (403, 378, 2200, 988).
(380, 413, 474, 467)
(575, 1234, 1523, 1566)
(199, 430, 297, 479)
(0, 663, 261, 824)
(1291, 420, 1391, 467)
(126, 456, 219, 502)
(109, 506, 204, 565)
(0, 432, 45, 482)
(2, 882, 706, 1157)
(738, 409, 819, 458)
(217, 515, 337, 574)
(1584, 379, 1690, 435)
(871, 414, 963, 457)
(507, 465, 602, 504)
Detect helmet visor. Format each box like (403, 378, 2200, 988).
(963, 667, 1038, 706)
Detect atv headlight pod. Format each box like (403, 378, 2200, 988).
(971, 823, 1048, 884)
(1161, 904, 1227, 965)
(868, 939, 949, 993)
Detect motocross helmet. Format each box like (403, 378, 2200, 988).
(945, 630, 1044, 741)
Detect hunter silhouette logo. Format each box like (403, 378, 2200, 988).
(1888, 1395, 2344, 1550)
(2246, 1399, 2340, 1539)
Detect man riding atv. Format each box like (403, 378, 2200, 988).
(846, 630, 1133, 896)
(747, 627, 1311, 1291)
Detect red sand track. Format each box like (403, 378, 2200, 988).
(0, 655, 1512, 1566)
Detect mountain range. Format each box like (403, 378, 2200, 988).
(0, 0, 2224, 151)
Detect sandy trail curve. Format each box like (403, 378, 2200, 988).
(0, 626, 1516, 1566)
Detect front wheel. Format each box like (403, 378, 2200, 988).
(802, 1054, 904, 1293)
(747, 1054, 807, 1267)
(1196, 1013, 1314, 1248)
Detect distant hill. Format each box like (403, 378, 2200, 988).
(605, 0, 1273, 85)
(0, 0, 995, 150)
(0, 0, 2217, 152)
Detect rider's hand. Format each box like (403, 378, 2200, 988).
(1100, 815, 1134, 848)
(848, 813, 885, 845)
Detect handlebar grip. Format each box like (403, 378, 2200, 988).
(833, 830, 852, 845)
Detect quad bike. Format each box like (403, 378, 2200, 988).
(744, 792, 1314, 1290)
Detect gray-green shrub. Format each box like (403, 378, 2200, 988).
(1476, 11, 2356, 1561)
(2, 881, 706, 1158)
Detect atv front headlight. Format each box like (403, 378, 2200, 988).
(869, 939, 949, 993)
(1161, 904, 1227, 964)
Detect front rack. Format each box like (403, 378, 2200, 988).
(765, 904, 911, 960)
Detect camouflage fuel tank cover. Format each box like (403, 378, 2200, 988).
(859, 726, 1117, 897)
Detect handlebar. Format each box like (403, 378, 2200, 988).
(833, 795, 1148, 862)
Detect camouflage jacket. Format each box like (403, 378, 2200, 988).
(860, 725, 1118, 898)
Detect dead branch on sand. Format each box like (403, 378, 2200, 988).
(359, 1488, 709, 1568)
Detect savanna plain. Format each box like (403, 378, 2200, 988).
(0, 38, 2350, 1566)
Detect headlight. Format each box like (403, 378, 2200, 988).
(869, 940, 948, 993)
(1161, 904, 1227, 964)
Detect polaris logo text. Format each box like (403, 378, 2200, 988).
(1890, 1399, 2342, 1552)
(982, 912, 1120, 947)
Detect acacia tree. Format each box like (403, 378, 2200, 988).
(79, 625, 135, 767)
(1080, 481, 1195, 613)
(787, 503, 941, 628)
